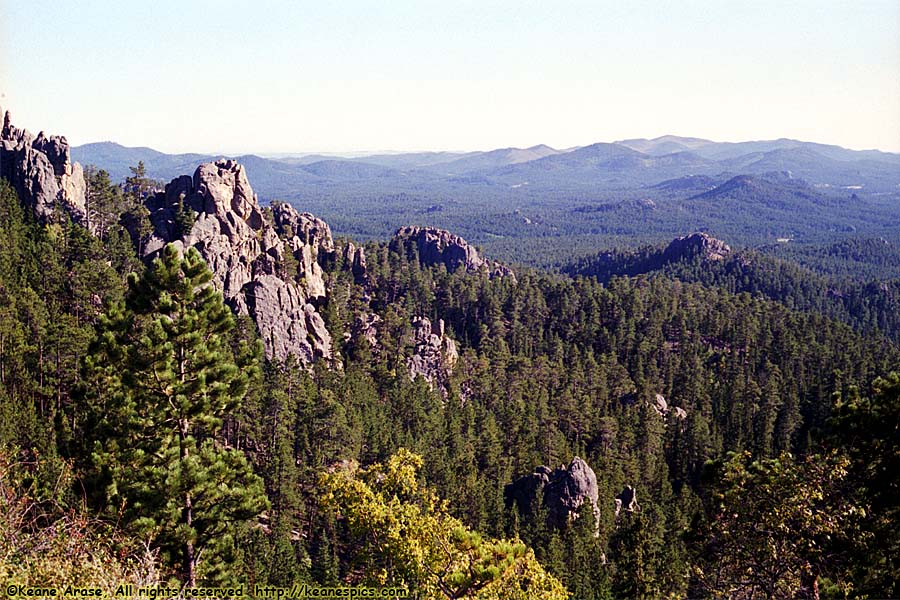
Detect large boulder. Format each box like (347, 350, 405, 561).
(142, 160, 334, 363)
(505, 457, 600, 530)
(0, 110, 87, 226)
(391, 226, 513, 278)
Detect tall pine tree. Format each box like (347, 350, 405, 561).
(82, 244, 267, 585)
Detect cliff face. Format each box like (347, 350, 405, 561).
(143, 159, 334, 363)
(0, 110, 87, 226)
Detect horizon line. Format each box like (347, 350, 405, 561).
(68, 134, 900, 158)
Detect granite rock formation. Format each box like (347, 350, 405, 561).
(615, 485, 640, 518)
(504, 457, 601, 530)
(0, 110, 87, 226)
(651, 393, 688, 421)
(622, 392, 688, 423)
(662, 232, 731, 263)
(271, 201, 333, 302)
(406, 316, 459, 392)
(142, 159, 334, 363)
(391, 226, 513, 278)
(670, 405, 688, 420)
(341, 240, 369, 287)
(351, 313, 381, 348)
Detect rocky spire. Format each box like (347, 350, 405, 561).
(406, 316, 459, 394)
(0, 109, 87, 226)
(142, 159, 335, 364)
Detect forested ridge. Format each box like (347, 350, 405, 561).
(565, 234, 900, 346)
(2, 155, 899, 599)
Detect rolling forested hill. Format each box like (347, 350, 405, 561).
(564, 232, 900, 345)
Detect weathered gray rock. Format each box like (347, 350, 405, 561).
(662, 232, 731, 263)
(651, 393, 668, 417)
(652, 393, 688, 422)
(342, 241, 369, 286)
(544, 456, 600, 527)
(351, 313, 381, 348)
(622, 392, 688, 423)
(505, 457, 600, 530)
(406, 316, 458, 393)
(245, 274, 332, 364)
(142, 160, 334, 363)
(272, 201, 334, 301)
(189, 161, 263, 299)
(0, 110, 87, 225)
(272, 201, 333, 252)
(615, 485, 640, 518)
(391, 226, 513, 278)
(61, 162, 86, 215)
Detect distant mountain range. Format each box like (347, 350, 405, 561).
(73, 135, 900, 199)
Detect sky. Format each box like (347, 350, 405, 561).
(2, 0, 899, 154)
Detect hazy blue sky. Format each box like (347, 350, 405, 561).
(2, 0, 898, 153)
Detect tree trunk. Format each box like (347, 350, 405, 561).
(178, 337, 198, 587)
(799, 564, 820, 600)
(184, 492, 195, 586)
(180, 413, 196, 586)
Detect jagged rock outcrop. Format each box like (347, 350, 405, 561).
(651, 393, 688, 421)
(504, 457, 600, 530)
(662, 232, 731, 263)
(615, 485, 640, 518)
(391, 226, 513, 278)
(142, 159, 334, 363)
(351, 313, 381, 347)
(406, 317, 458, 392)
(271, 201, 333, 302)
(0, 110, 87, 225)
(341, 241, 369, 286)
(622, 392, 688, 423)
